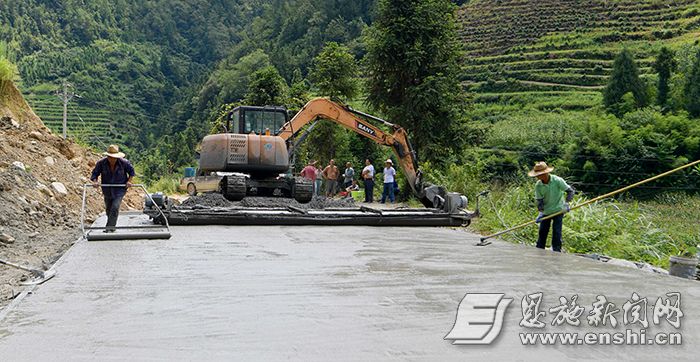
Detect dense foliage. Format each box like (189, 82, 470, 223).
(365, 0, 465, 163)
(685, 49, 700, 117)
(654, 47, 676, 109)
(603, 49, 647, 116)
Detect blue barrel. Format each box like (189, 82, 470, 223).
(184, 167, 196, 177)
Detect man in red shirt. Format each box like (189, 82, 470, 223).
(300, 160, 319, 195)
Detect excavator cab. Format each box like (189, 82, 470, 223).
(227, 106, 289, 136)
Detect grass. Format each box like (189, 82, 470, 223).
(148, 176, 182, 195)
(425, 168, 698, 268)
(0, 58, 16, 81)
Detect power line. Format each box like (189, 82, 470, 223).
(474, 146, 685, 163)
(478, 162, 697, 177)
(55, 80, 80, 139)
(78, 97, 161, 120)
(69, 104, 109, 149)
(568, 181, 700, 191)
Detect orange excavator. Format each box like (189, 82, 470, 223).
(198, 98, 461, 209)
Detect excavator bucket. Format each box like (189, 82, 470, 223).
(81, 184, 172, 241)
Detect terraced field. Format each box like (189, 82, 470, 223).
(23, 93, 113, 147)
(458, 0, 700, 107)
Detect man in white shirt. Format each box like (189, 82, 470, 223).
(381, 159, 396, 204)
(361, 159, 375, 203)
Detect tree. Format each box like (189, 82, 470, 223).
(309, 42, 358, 100)
(364, 0, 465, 163)
(244, 65, 288, 106)
(654, 47, 676, 109)
(685, 49, 700, 118)
(305, 42, 362, 164)
(603, 49, 647, 117)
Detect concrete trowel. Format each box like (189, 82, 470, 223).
(0, 258, 56, 285)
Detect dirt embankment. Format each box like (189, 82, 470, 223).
(0, 80, 142, 305)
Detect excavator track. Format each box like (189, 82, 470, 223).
(292, 180, 313, 203)
(222, 175, 247, 201)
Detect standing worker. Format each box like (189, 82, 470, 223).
(322, 159, 339, 197)
(381, 159, 396, 204)
(362, 159, 375, 203)
(90, 145, 136, 233)
(528, 162, 574, 252)
(314, 162, 323, 197)
(343, 162, 354, 189)
(300, 160, 319, 195)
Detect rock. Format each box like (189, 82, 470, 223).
(605, 258, 638, 269)
(0, 232, 15, 244)
(637, 262, 669, 275)
(51, 182, 68, 198)
(30, 140, 38, 146)
(55, 141, 75, 159)
(11, 119, 20, 128)
(70, 157, 83, 167)
(11, 161, 26, 171)
(45, 156, 55, 166)
(28, 232, 39, 239)
(29, 131, 44, 140)
(37, 182, 54, 197)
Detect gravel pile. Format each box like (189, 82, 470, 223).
(180, 193, 355, 209)
(180, 193, 233, 208)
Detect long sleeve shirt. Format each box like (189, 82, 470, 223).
(90, 157, 136, 198)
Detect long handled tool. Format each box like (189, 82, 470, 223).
(476, 159, 700, 246)
(81, 183, 171, 241)
(0, 258, 56, 285)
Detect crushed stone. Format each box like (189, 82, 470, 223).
(179, 193, 355, 210)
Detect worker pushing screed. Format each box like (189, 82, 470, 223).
(528, 162, 574, 252)
(90, 145, 136, 233)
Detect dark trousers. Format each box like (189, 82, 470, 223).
(537, 214, 563, 252)
(381, 182, 395, 203)
(103, 194, 124, 229)
(364, 179, 374, 202)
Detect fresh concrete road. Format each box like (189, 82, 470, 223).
(0, 219, 699, 361)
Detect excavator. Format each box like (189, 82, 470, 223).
(198, 98, 460, 209)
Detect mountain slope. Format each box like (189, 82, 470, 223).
(458, 0, 700, 106)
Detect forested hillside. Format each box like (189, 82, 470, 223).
(0, 0, 373, 163)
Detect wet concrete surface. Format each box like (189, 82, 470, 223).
(1, 217, 699, 361)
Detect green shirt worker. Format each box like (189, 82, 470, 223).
(529, 162, 574, 252)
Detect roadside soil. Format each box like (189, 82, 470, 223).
(0, 81, 142, 307)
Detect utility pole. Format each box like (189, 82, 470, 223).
(55, 81, 75, 139)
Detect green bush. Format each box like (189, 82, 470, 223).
(0, 58, 16, 81)
(148, 176, 182, 195)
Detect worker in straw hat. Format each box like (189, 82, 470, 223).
(90, 145, 136, 233)
(528, 161, 575, 252)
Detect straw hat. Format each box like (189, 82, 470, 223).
(528, 161, 554, 177)
(104, 144, 125, 159)
(385, 159, 393, 165)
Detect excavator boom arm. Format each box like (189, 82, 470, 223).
(278, 98, 422, 195)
